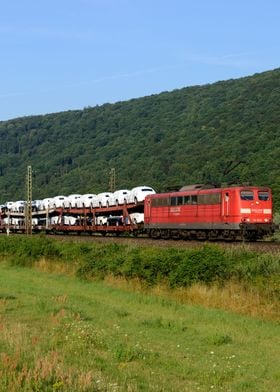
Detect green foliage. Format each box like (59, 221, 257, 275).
(1, 236, 279, 295)
(1, 69, 280, 209)
(0, 235, 62, 265)
(168, 245, 231, 287)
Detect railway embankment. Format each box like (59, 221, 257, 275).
(0, 235, 279, 321)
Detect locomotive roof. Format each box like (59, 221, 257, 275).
(179, 184, 213, 191)
(148, 185, 271, 198)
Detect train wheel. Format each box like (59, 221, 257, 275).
(196, 231, 207, 240)
(223, 230, 237, 241)
(171, 230, 180, 240)
(229, 231, 237, 241)
(151, 229, 160, 239)
(208, 230, 218, 240)
(244, 232, 257, 242)
(161, 230, 170, 240)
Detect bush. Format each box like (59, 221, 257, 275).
(1, 236, 279, 291)
(78, 243, 233, 287)
(77, 242, 280, 289)
(0, 236, 62, 266)
(169, 245, 231, 287)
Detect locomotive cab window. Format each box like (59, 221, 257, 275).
(240, 190, 254, 200)
(258, 191, 269, 201)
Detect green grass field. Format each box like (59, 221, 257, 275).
(0, 260, 279, 391)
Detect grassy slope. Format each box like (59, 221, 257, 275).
(0, 262, 279, 392)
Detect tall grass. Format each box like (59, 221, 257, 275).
(0, 262, 279, 391)
(0, 235, 279, 320)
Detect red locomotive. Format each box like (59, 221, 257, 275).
(144, 185, 275, 241)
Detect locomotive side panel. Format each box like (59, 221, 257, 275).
(145, 189, 223, 230)
(196, 190, 222, 225)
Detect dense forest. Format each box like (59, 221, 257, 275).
(1, 68, 280, 209)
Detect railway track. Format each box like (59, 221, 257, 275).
(41, 233, 280, 254)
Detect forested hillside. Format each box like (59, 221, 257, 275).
(1, 68, 280, 208)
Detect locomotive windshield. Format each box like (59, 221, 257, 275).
(240, 190, 254, 200)
(258, 191, 270, 201)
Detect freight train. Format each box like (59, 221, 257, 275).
(0, 184, 276, 241)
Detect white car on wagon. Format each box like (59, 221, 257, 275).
(12, 200, 25, 213)
(40, 198, 53, 211)
(95, 216, 108, 225)
(129, 212, 144, 224)
(68, 194, 82, 208)
(81, 194, 97, 208)
(32, 200, 43, 211)
(127, 186, 156, 204)
(95, 192, 114, 208)
(109, 189, 131, 206)
(4, 201, 15, 211)
(49, 196, 70, 209)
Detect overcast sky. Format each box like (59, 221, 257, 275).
(0, 0, 279, 121)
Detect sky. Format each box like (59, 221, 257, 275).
(0, 0, 279, 121)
